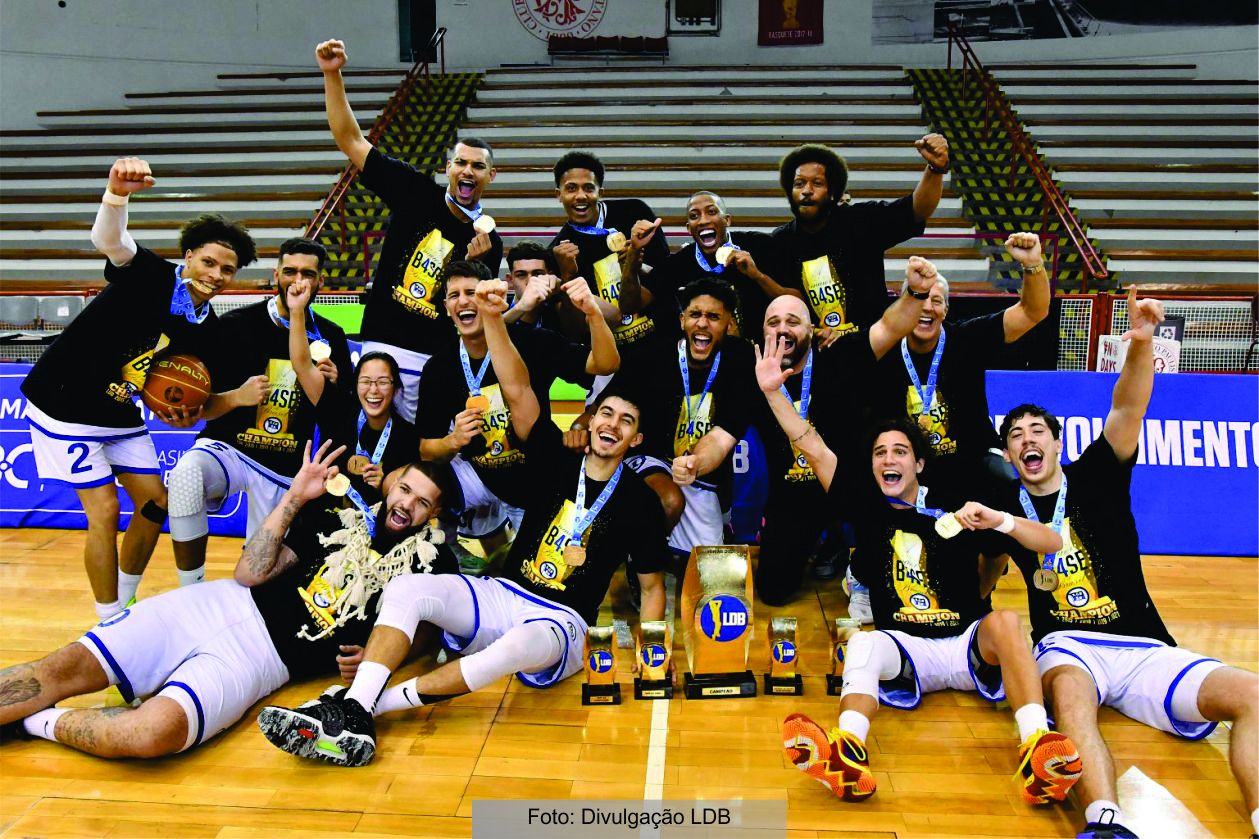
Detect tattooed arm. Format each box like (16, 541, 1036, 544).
(234, 439, 346, 587)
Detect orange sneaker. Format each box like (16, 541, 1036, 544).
(1017, 729, 1083, 804)
(782, 713, 877, 802)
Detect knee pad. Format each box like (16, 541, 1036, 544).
(375, 574, 445, 641)
(459, 622, 563, 693)
(840, 631, 902, 701)
(167, 454, 213, 541)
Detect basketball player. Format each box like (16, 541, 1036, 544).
(158, 238, 353, 595)
(756, 362, 1083, 806)
(257, 279, 669, 767)
(996, 289, 1258, 839)
(0, 442, 458, 760)
(316, 39, 502, 420)
(20, 157, 264, 620)
(748, 256, 939, 606)
(417, 259, 616, 558)
(501, 241, 560, 328)
(769, 135, 949, 341)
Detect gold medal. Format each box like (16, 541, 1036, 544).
(714, 245, 735, 265)
(466, 393, 490, 412)
(347, 455, 370, 476)
(918, 413, 933, 431)
(309, 340, 331, 363)
(473, 214, 496, 235)
(562, 543, 587, 567)
(1033, 568, 1058, 592)
(325, 473, 350, 497)
(606, 231, 627, 253)
(934, 513, 963, 540)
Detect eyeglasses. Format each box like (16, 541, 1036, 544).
(357, 378, 395, 390)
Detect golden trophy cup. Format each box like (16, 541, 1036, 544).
(826, 617, 862, 696)
(764, 616, 803, 695)
(581, 625, 620, 705)
(680, 546, 757, 699)
(634, 620, 673, 700)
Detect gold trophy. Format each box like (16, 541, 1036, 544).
(634, 620, 673, 700)
(763, 616, 803, 695)
(680, 545, 757, 699)
(826, 617, 862, 696)
(581, 625, 620, 705)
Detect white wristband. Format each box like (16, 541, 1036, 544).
(102, 189, 129, 206)
(996, 511, 1016, 533)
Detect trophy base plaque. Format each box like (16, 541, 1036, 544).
(826, 674, 843, 696)
(763, 673, 804, 696)
(582, 683, 622, 705)
(683, 670, 757, 700)
(634, 677, 673, 700)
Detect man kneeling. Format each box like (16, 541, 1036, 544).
(0, 441, 456, 759)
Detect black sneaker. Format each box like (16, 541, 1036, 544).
(1076, 822, 1139, 838)
(257, 694, 376, 767)
(811, 551, 840, 581)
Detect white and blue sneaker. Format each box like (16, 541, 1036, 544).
(843, 567, 873, 625)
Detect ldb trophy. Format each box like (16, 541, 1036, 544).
(680, 546, 757, 699)
(634, 620, 673, 700)
(582, 625, 621, 705)
(826, 617, 861, 696)
(763, 616, 803, 695)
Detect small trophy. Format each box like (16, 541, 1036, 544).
(763, 616, 803, 696)
(634, 620, 673, 700)
(680, 545, 757, 699)
(826, 617, 862, 696)
(582, 625, 621, 705)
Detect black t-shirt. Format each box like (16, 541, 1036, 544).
(610, 334, 756, 489)
(358, 148, 504, 355)
(414, 324, 592, 508)
(335, 407, 421, 508)
(547, 198, 670, 347)
(657, 231, 782, 347)
(500, 421, 670, 626)
(874, 313, 1006, 462)
(769, 196, 923, 332)
(198, 300, 352, 478)
(845, 476, 1007, 639)
(252, 502, 459, 679)
(22, 246, 219, 428)
(997, 436, 1174, 645)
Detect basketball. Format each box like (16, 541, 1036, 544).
(140, 353, 211, 414)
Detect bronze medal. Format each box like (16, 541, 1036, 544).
(562, 543, 587, 567)
(1033, 568, 1058, 592)
(917, 413, 933, 431)
(347, 455, 370, 476)
(606, 231, 627, 253)
(466, 393, 490, 412)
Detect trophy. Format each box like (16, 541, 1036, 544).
(763, 616, 803, 695)
(680, 546, 757, 699)
(826, 617, 862, 696)
(582, 625, 621, 705)
(634, 620, 673, 700)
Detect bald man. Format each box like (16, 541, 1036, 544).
(749, 259, 937, 605)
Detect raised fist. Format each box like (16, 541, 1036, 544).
(107, 158, 155, 197)
(316, 39, 347, 73)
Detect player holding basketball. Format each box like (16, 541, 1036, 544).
(20, 158, 264, 620)
(317, 38, 502, 421)
(257, 278, 669, 767)
(155, 238, 353, 595)
(0, 442, 458, 760)
(755, 342, 1083, 807)
(995, 289, 1258, 839)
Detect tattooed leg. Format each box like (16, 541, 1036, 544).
(0, 644, 108, 725)
(52, 697, 187, 758)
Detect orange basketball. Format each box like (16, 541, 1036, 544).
(141, 354, 211, 414)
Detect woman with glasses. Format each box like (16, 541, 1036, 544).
(343, 352, 421, 508)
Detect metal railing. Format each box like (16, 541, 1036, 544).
(945, 22, 1109, 291)
(304, 27, 448, 249)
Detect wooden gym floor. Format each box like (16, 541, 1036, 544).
(0, 527, 1254, 839)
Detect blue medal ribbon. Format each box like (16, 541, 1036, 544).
(1019, 475, 1068, 571)
(901, 328, 946, 421)
(570, 457, 622, 548)
(357, 410, 392, 464)
(444, 192, 483, 222)
(568, 202, 619, 238)
(678, 340, 722, 437)
(267, 296, 323, 343)
(693, 238, 733, 274)
(343, 487, 377, 537)
(778, 348, 813, 421)
(170, 265, 210, 324)
(458, 340, 492, 396)
(888, 485, 946, 519)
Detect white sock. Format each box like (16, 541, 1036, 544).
(23, 708, 69, 742)
(1084, 800, 1123, 826)
(344, 661, 392, 715)
(838, 709, 871, 744)
(375, 677, 423, 716)
(1251, 808, 1258, 835)
(117, 571, 143, 605)
(1014, 703, 1049, 743)
(175, 566, 205, 587)
(94, 599, 121, 621)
